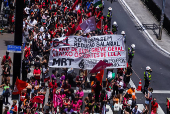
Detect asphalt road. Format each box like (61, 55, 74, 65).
(104, 0, 170, 90)
(102, 0, 170, 113)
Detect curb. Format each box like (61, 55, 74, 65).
(118, 0, 170, 56)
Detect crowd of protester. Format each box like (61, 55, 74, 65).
(0, 0, 159, 114)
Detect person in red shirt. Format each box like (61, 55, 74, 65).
(9, 12, 15, 33)
(77, 6, 84, 15)
(24, 43, 30, 59)
(33, 66, 41, 83)
(62, 79, 71, 95)
(48, 78, 58, 94)
(19, 91, 27, 111)
(151, 98, 158, 114)
(1, 51, 12, 67)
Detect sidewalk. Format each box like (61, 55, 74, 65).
(121, 0, 170, 54)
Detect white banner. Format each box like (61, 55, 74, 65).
(49, 35, 126, 69)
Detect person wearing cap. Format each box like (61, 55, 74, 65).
(128, 44, 135, 66)
(124, 85, 137, 109)
(107, 7, 112, 28)
(143, 66, 152, 94)
(112, 21, 118, 34)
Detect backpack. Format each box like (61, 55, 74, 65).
(149, 94, 152, 101)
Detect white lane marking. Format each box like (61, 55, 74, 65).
(129, 78, 136, 88)
(152, 90, 170, 94)
(157, 104, 165, 114)
(74, 89, 170, 94)
(105, 104, 165, 114)
(137, 104, 144, 111)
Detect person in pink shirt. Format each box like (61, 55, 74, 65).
(76, 86, 84, 106)
(72, 100, 81, 113)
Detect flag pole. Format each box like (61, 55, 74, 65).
(101, 19, 103, 33)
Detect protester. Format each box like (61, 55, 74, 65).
(151, 98, 158, 114)
(84, 93, 95, 113)
(10, 100, 17, 114)
(124, 64, 133, 87)
(3, 106, 10, 114)
(145, 87, 153, 114)
(131, 105, 142, 114)
(0, 80, 10, 105)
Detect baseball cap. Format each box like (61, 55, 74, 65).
(132, 85, 135, 89)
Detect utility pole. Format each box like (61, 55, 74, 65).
(12, 0, 24, 99)
(158, 0, 166, 40)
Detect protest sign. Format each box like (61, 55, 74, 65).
(49, 35, 126, 69)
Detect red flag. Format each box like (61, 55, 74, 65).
(76, 25, 82, 31)
(12, 77, 28, 95)
(77, 15, 82, 25)
(96, 69, 104, 84)
(32, 95, 45, 104)
(64, 7, 67, 12)
(75, 15, 82, 31)
(65, 26, 76, 36)
(96, 20, 102, 29)
(70, 0, 81, 11)
(90, 60, 112, 73)
(57, 0, 61, 6)
(100, 16, 104, 20)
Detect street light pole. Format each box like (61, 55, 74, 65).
(158, 0, 166, 40)
(12, 0, 24, 99)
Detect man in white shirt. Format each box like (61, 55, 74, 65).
(24, 5, 30, 15)
(40, 23, 47, 32)
(28, 17, 37, 30)
(132, 105, 142, 114)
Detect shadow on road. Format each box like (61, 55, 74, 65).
(4, 40, 14, 46)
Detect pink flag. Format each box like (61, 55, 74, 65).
(79, 16, 96, 34)
(90, 60, 112, 73)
